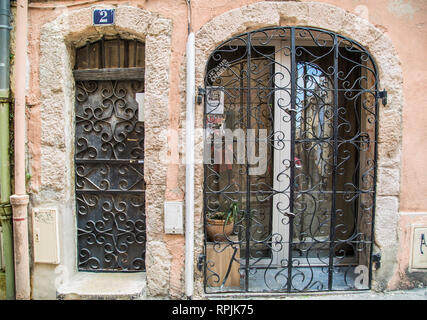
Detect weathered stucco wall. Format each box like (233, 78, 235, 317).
(22, 0, 427, 299)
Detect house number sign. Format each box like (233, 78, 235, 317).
(93, 9, 115, 26)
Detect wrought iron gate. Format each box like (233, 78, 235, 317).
(203, 27, 379, 293)
(75, 79, 146, 271)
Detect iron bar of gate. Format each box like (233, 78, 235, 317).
(244, 32, 252, 292)
(239, 61, 244, 290)
(328, 33, 339, 290)
(368, 63, 380, 289)
(353, 42, 363, 278)
(220, 247, 239, 289)
(298, 61, 307, 247)
(202, 114, 207, 290)
(286, 27, 296, 293)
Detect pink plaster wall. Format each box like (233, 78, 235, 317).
(317, 0, 427, 213)
(24, 0, 427, 294)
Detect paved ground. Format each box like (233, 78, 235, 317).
(290, 288, 427, 300)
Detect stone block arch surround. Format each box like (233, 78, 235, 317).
(190, 1, 403, 297)
(37, 5, 173, 297)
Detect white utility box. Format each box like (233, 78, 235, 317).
(32, 208, 60, 264)
(164, 201, 184, 234)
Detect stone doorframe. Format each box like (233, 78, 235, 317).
(190, 1, 403, 297)
(37, 5, 173, 296)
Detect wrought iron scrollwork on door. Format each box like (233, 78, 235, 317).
(75, 79, 146, 271)
(203, 27, 379, 293)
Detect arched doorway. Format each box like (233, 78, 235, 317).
(202, 27, 378, 293)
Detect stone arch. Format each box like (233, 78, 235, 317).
(37, 5, 173, 297)
(191, 1, 403, 296)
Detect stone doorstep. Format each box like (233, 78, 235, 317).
(206, 288, 427, 300)
(56, 272, 146, 300)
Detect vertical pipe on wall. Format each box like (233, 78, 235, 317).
(10, 0, 30, 300)
(0, 0, 15, 300)
(185, 0, 195, 300)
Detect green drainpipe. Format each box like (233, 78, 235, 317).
(0, 0, 15, 300)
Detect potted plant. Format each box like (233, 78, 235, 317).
(206, 203, 239, 242)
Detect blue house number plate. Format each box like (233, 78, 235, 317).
(93, 9, 115, 26)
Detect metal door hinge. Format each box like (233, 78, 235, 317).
(197, 87, 206, 105)
(377, 90, 387, 106)
(372, 253, 381, 270)
(197, 253, 205, 271)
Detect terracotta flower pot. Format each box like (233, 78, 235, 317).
(206, 218, 234, 242)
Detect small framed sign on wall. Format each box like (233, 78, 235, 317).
(205, 86, 225, 115)
(93, 8, 115, 26)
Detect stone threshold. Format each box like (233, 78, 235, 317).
(205, 288, 427, 300)
(56, 271, 146, 300)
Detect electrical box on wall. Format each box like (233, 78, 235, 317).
(411, 227, 427, 270)
(32, 208, 60, 264)
(164, 201, 184, 234)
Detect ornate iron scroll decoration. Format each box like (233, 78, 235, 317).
(75, 78, 146, 271)
(203, 27, 379, 293)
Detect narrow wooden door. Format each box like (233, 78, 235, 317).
(75, 79, 146, 271)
